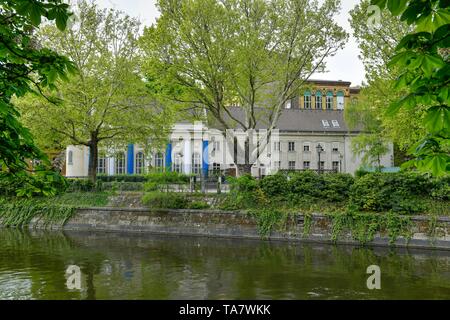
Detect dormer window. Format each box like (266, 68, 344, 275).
(332, 120, 340, 127)
(322, 120, 330, 128)
(304, 91, 311, 109)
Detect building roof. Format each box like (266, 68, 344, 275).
(208, 107, 361, 133)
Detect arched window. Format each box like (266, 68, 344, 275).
(173, 153, 182, 173)
(285, 100, 292, 109)
(192, 152, 201, 175)
(154, 152, 164, 171)
(304, 91, 311, 109)
(337, 91, 345, 110)
(315, 91, 322, 109)
(115, 152, 125, 174)
(97, 153, 107, 174)
(326, 91, 333, 110)
(68, 150, 73, 165)
(135, 152, 145, 174)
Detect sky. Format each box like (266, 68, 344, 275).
(96, 0, 366, 87)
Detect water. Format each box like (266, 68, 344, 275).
(0, 228, 449, 300)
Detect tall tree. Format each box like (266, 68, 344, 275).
(17, 1, 172, 182)
(0, 0, 75, 196)
(141, 0, 347, 174)
(369, 0, 449, 176)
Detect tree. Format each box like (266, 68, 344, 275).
(345, 88, 390, 170)
(370, 0, 450, 176)
(349, 1, 425, 155)
(141, 0, 347, 175)
(1, 0, 76, 196)
(16, 1, 172, 182)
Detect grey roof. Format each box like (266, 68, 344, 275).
(208, 107, 360, 133)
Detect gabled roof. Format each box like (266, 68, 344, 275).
(208, 107, 360, 133)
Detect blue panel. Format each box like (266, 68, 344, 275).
(127, 144, 134, 174)
(165, 143, 172, 171)
(202, 140, 209, 177)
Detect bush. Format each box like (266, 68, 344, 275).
(259, 174, 288, 197)
(431, 176, 450, 200)
(188, 201, 210, 209)
(101, 181, 144, 191)
(144, 171, 190, 192)
(349, 173, 429, 213)
(67, 179, 96, 192)
(97, 174, 147, 182)
(288, 170, 324, 198)
(142, 192, 189, 209)
(321, 173, 355, 202)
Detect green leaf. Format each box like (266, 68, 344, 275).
(387, 0, 408, 16)
(421, 54, 445, 77)
(424, 105, 450, 133)
(423, 155, 449, 176)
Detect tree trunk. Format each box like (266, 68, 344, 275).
(87, 136, 98, 183)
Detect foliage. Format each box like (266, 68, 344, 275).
(144, 171, 191, 192)
(247, 208, 295, 239)
(97, 175, 148, 183)
(0, 198, 75, 228)
(371, 0, 450, 176)
(258, 174, 289, 197)
(0, 0, 75, 195)
(67, 179, 96, 192)
(101, 181, 144, 192)
(348, 172, 432, 213)
(142, 192, 189, 209)
(141, 0, 347, 174)
(188, 201, 210, 210)
(16, 0, 173, 182)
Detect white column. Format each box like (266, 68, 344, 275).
(108, 157, 115, 175)
(184, 138, 191, 174)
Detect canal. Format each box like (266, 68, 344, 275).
(0, 229, 449, 299)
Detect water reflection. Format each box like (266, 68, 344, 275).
(0, 228, 449, 300)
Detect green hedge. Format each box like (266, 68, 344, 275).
(142, 192, 189, 209)
(96, 174, 147, 182)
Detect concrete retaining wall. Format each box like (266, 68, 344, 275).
(29, 207, 450, 250)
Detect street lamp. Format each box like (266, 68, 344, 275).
(316, 144, 324, 174)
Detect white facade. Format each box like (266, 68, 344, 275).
(65, 121, 394, 177)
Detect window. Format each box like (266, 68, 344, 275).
(68, 150, 73, 165)
(273, 161, 281, 170)
(332, 120, 340, 127)
(322, 120, 330, 128)
(332, 147, 339, 153)
(315, 91, 322, 109)
(274, 141, 281, 152)
(326, 91, 333, 110)
(212, 163, 221, 174)
(212, 140, 220, 151)
(337, 91, 345, 110)
(288, 141, 295, 152)
(304, 91, 311, 109)
(173, 153, 182, 173)
(288, 161, 296, 170)
(332, 161, 339, 172)
(97, 154, 107, 174)
(285, 100, 292, 109)
(319, 161, 325, 171)
(115, 152, 125, 174)
(135, 152, 145, 174)
(192, 152, 201, 174)
(303, 144, 310, 152)
(303, 161, 310, 169)
(155, 152, 164, 170)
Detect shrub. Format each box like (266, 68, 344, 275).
(142, 192, 189, 209)
(96, 174, 148, 182)
(144, 171, 190, 192)
(67, 179, 96, 192)
(288, 170, 324, 198)
(431, 176, 450, 200)
(321, 173, 355, 202)
(349, 173, 428, 213)
(259, 174, 288, 197)
(101, 181, 144, 191)
(188, 201, 210, 209)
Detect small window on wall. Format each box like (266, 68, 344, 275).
(337, 91, 344, 110)
(303, 161, 310, 169)
(304, 91, 311, 109)
(173, 153, 182, 173)
(68, 151, 73, 165)
(97, 154, 107, 174)
(326, 92, 333, 110)
(115, 153, 125, 174)
(315, 91, 322, 109)
(192, 152, 201, 174)
(303, 144, 310, 152)
(332, 161, 339, 172)
(288, 141, 295, 152)
(155, 152, 164, 170)
(288, 161, 296, 170)
(135, 152, 145, 174)
(212, 163, 221, 174)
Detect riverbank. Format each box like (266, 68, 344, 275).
(25, 207, 450, 250)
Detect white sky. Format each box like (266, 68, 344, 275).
(96, 0, 365, 86)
